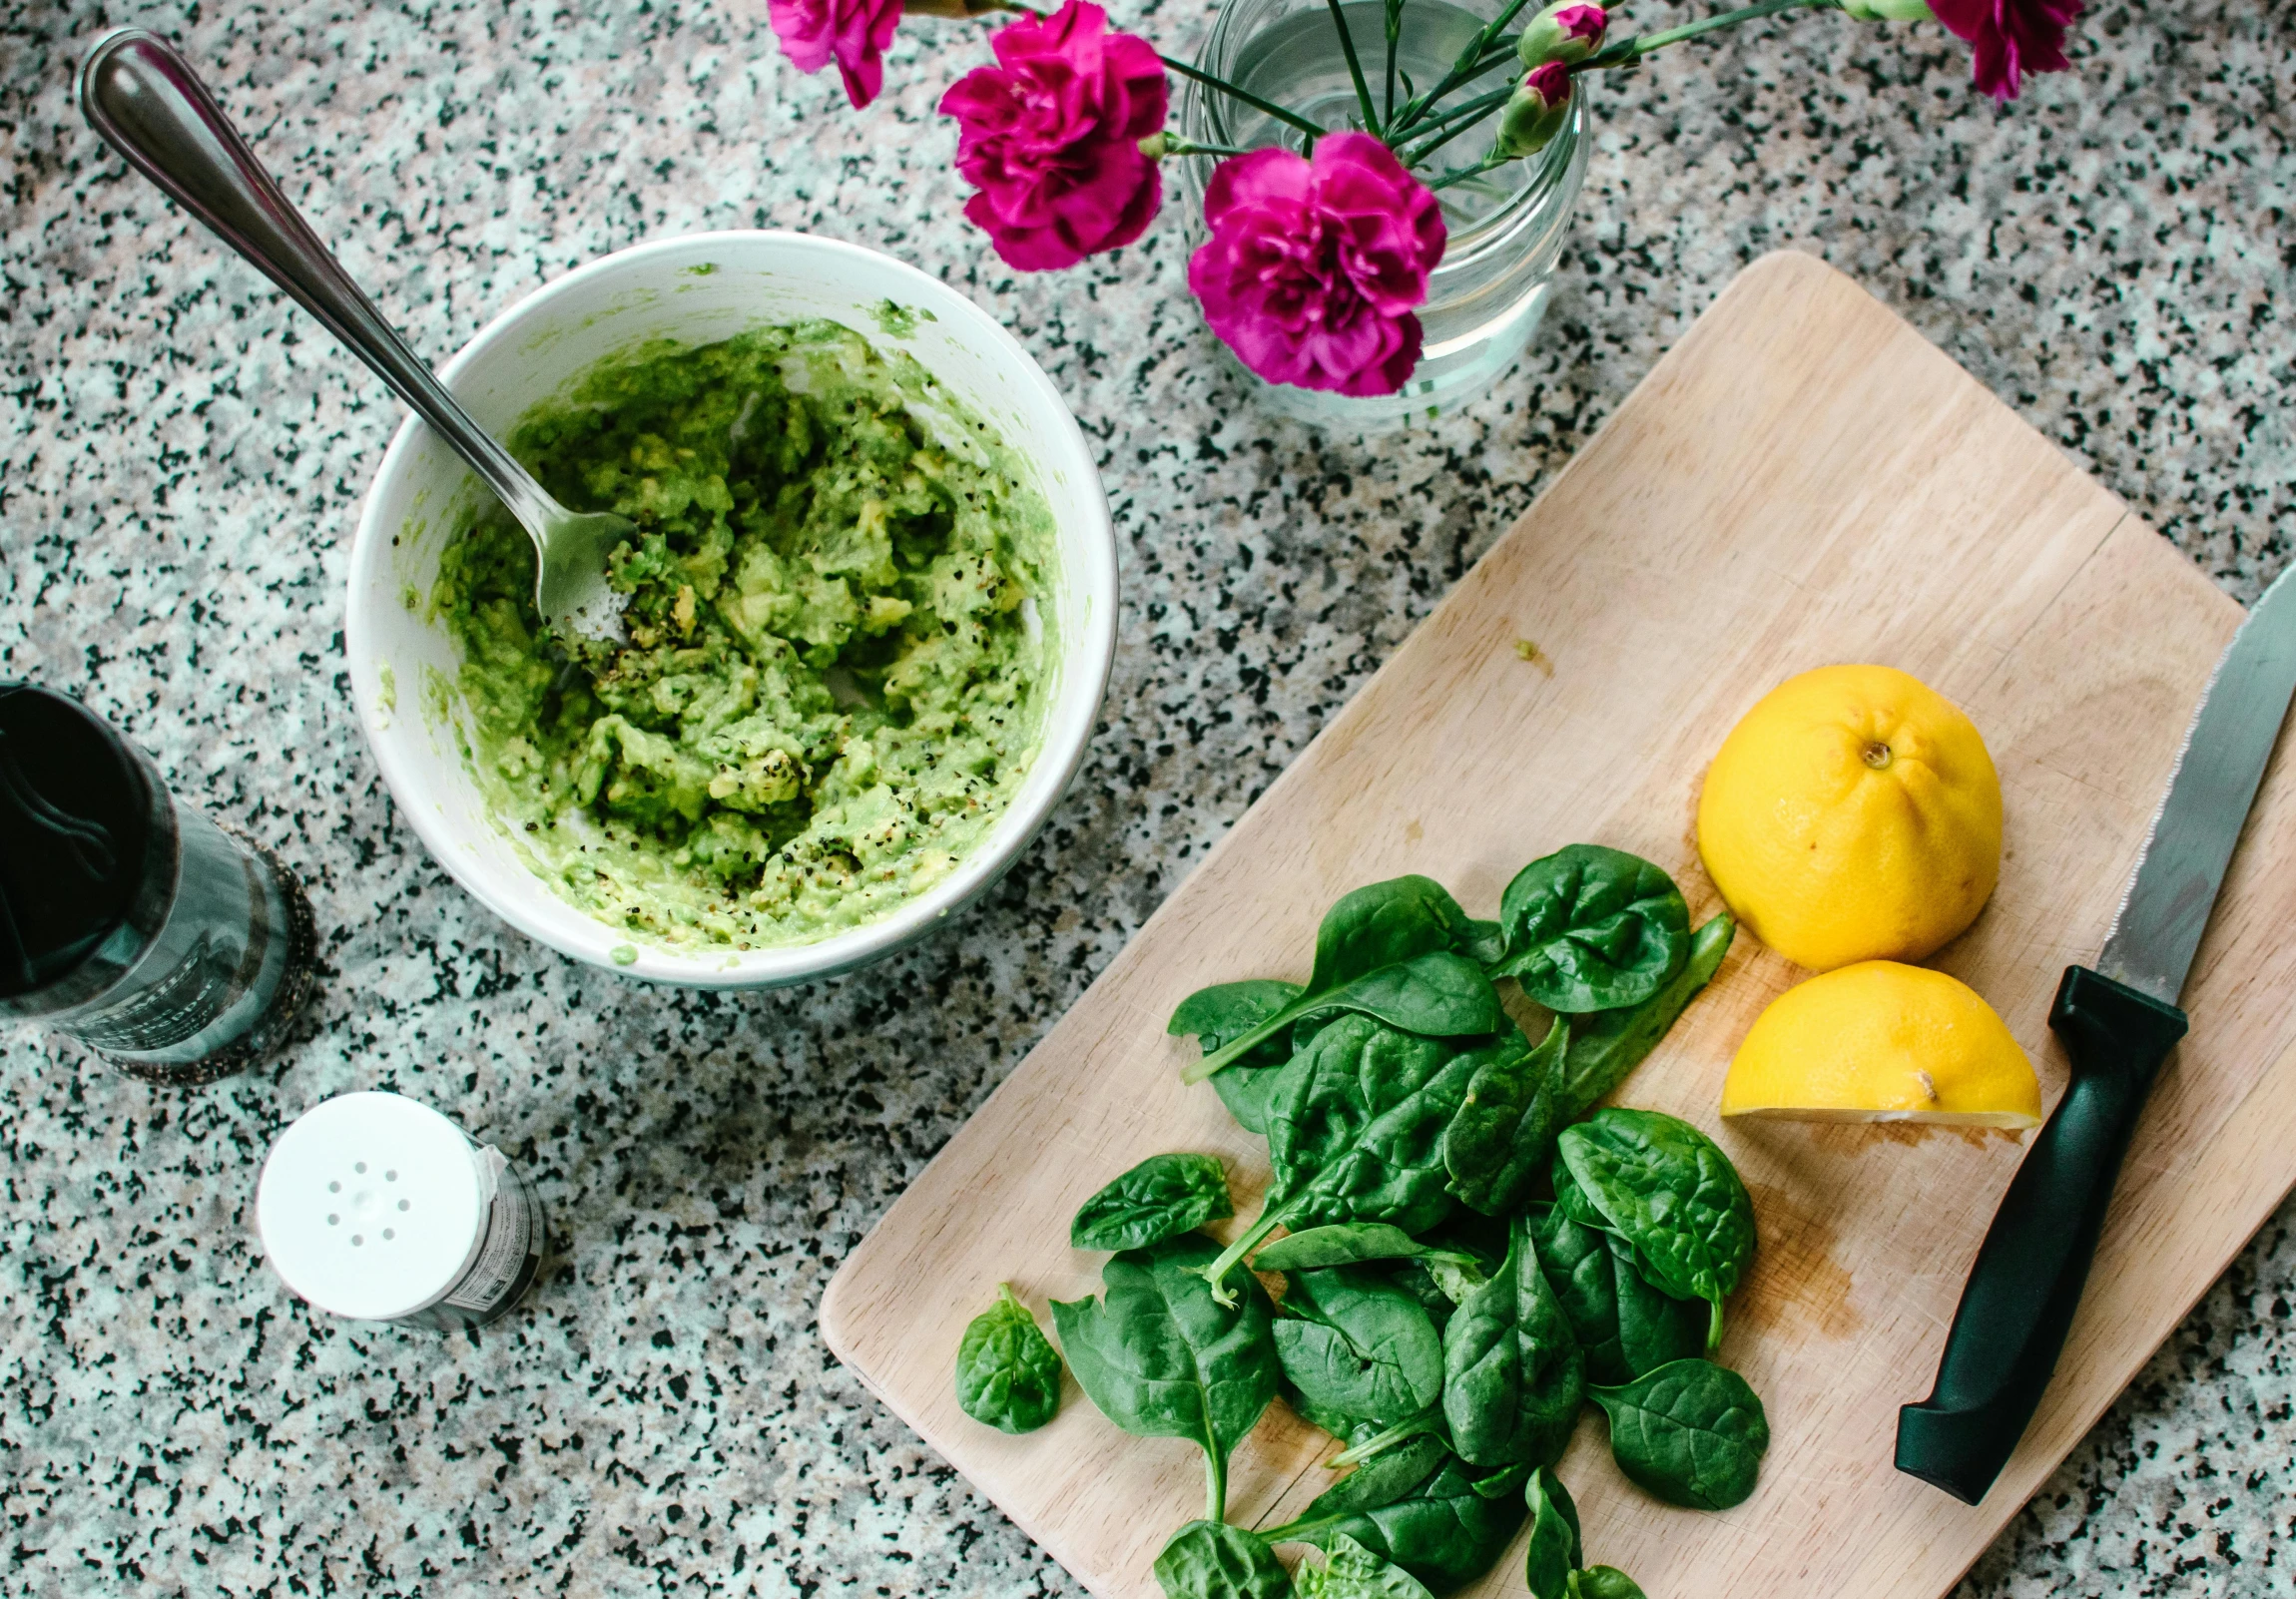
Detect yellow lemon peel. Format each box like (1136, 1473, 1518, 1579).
(1697, 663, 2003, 972)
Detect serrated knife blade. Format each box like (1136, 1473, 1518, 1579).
(2096, 561, 2296, 1004)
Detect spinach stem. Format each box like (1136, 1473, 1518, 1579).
(1323, 1402, 1443, 1467)
(1259, 1510, 1343, 1545)
(1707, 1298, 1725, 1352)
(1184, 1001, 1304, 1083)
(1198, 1199, 1295, 1306)
(1204, 1442, 1228, 1524)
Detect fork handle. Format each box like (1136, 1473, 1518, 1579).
(77, 28, 556, 535)
(1895, 965, 2187, 1503)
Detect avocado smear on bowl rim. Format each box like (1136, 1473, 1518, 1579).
(429, 321, 1059, 954)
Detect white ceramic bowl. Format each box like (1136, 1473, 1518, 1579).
(346, 232, 1116, 988)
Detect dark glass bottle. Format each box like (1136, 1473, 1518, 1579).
(0, 684, 316, 1085)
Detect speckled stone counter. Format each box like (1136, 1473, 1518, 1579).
(2, 0, 2290, 1593)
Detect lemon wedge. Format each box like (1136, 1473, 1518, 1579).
(1721, 960, 2040, 1128)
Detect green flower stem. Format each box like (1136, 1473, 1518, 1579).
(1398, 84, 1512, 167)
(1146, 132, 1255, 158)
(1384, 0, 1404, 121)
(1405, 106, 1498, 168)
(1579, 0, 1831, 70)
(1161, 54, 1329, 142)
(1326, 0, 1385, 133)
(1429, 153, 1510, 191)
(1386, 0, 1542, 141)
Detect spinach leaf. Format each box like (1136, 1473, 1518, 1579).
(1265, 1456, 1531, 1594)
(1200, 1017, 1482, 1304)
(1185, 951, 1501, 1085)
(1179, 877, 1478, 1085)
(953, 1284, 1064, 1434)
(1172, 979, 1305, 1135)
(1571, 1569, 1648, 1599)
(1588, 1357, 1770, 1510)
(1275, 1267, 1444, 1428)
(1308, 875, 1480, 990)
(1442, 1015, 1569, 1216)
(1558, 1109, 1756, 1349)
(1527, 1202, 1706, 1386)
(1554, 912, 1734, 1119)
(1522, 1467, 1583, 1599)
(1152, 1520, 1289, 1599)
(1294, 1532, 1438, 1599)
(1286, 1382, 1378, 1444)
(1254, 1224, 1478, 1275)
(1459, 917, 1508, 967)
(1551, 1159, 1610, 1233)
(1440, 1215, 1586, 1469)
(1071, 1154, 1235, 1251)
(1489, 845, 1689, 1013)
(1385, 1259, 1461, 1335)
(1050, 1235, 1279, 1521)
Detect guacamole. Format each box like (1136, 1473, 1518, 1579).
(430, 322, 1057, 953)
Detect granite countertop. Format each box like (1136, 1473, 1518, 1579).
(3, 0, 2290, 1593)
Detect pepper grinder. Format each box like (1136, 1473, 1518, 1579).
(0, 684, 316, 1085)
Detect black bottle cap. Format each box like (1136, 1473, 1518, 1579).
(0, 685, 151, 997)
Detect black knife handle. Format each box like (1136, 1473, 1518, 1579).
(1895, 965, 2188, 1503)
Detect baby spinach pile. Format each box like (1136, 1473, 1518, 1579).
(952, 846, 1773, 1598)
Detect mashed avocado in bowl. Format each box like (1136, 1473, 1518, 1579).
(429, 321, 1057, 953)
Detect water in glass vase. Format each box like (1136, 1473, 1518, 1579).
(1177, 0, 1590, 427)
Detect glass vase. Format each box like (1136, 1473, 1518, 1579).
(1174, 0, 1589, 429)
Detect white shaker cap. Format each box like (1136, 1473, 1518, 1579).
(255, 1091, 486, 1321)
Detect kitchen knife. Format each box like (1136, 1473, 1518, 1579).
(1896, 560, 2296, 1505)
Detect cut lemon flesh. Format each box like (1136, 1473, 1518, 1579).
(1722, 960, 2040, 1128)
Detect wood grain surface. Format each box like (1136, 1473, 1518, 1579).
(820, 251, 2296, 1599)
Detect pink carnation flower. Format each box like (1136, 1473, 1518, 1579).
(1929, 0, 2083, 100)
(769, 0, 904, 109)
(1186, 132, 1446, 398)
(938, 1, 1169, 272)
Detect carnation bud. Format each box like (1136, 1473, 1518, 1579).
(1493, 62, 1572, 160)
(1837, 0, 1933, 17)
(1515, 2, 1608, 67)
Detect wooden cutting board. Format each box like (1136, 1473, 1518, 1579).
(820, 250, 2296, 1599)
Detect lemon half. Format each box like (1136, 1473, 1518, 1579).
(1722, 960, 2040, 1128)
(1697, 664, 2002, 972)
